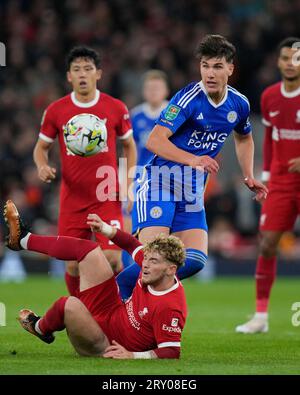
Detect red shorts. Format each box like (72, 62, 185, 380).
(78, 277, 128, 344)
(58, 201, 124, 250)
(260, 189, 300, 231)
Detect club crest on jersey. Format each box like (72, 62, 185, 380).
(138, 307, 149, 319)
(150, 206, 162, 219)
(165, 105, 181, 121)
(171, 318, 179, 327)
(227, 111, 237, 123)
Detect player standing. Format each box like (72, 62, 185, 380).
(119, 35, 267, 297)
(236, 37, 300, 333)
(33, 46, 137, 296)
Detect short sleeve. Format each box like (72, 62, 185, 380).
(39, 106, 58, 143)
(234, 99, 252, 135)
(156, 83, 199, 133)
(116, 101, 133, 140)
(153, 307, 185, 349)
(261, 89, 271, 127)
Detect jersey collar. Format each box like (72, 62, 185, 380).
(71, 89, 100, 107)
(200, 80, 228, 108)
(280, 82, 300, 98)
(147, 276, 179, 296)
(142, 101, 169, 119)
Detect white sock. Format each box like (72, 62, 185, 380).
(20, 233, 31, 249)
(35, 319, 44, 335)
(254, 312, 268, 320)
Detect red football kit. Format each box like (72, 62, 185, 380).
(260, 82, 300, 231)
(78, 231, 187, 358)
(39, 90, 132, 249)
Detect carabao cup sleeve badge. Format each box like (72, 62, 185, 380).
(165, 105, 181, 121)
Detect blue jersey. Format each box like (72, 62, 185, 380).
(131, 101, 168, 167)
(132, 80, 252, 234)
(153, 80, 251, 167)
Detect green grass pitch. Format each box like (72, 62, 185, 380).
(1, 275, 300, 375)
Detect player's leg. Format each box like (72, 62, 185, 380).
(64, 297, 110, 356)
(171, 204, 208, 279)
(236, 190, 297, 333)
(58, 214, 91, 296)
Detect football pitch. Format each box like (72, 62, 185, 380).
(1, 275, 300, 375)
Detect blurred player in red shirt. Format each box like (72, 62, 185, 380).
(5, 200, 186, 359)
(33, 47, 136, 296)
(236, 37, 300, 333)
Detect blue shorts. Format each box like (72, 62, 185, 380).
(131, 173, 208, 234)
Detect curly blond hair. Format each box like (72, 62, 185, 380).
(143, 234, 185, 269)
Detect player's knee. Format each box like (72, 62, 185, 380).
(64, 296, 81, 316)
(259, 237, 278, 257)
(103, 250, 122, 273)
(65, 261, 79, 276)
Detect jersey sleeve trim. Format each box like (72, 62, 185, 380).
(262, 118, 271, 127)
(39, 133, 54, 143)
(261, 171, 270, 182)
(177, 83, 202, 108)
(132, 245, 144, 261)
(118, 128, 133, 140)
(158, 342, 181, 348)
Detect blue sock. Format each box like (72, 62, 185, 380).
(122, 250, 135, 269)
(177, 249, 207, 280)
(116, 263, 141, 300)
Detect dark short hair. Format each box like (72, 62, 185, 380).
(66, 46, 101, 70)
(195, 34, 236, 63)
(278, 37, 300, 52)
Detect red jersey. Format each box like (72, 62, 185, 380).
(39, 90, 132, 213)
(261, 82, 300, 189)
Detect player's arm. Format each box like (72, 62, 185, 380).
(261, 125, 273, 185)
(33, 139, 56, 183)
(103, 340, 180, 359)
(120, 135, 137, 211)
(87, 214, 144, 266)
(233, 132, 268, 202)
(146, 125, 219, 174)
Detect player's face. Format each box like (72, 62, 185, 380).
(278, 47, 300, 82)
(200, 56, 234, 97)
(143, 79, 169, 107)
(67, 58, 102, 96)
(141, 251, 176, 287)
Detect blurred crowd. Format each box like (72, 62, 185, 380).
(1, 0, 300, 269)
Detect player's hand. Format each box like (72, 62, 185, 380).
(103, 340, 134, 359)
(38, 165, 56, 183)
(86, 213, 104, 233)
(244, 177, 268, 203)
(189, 155, 219, 174)
(288, 157, 300, 173)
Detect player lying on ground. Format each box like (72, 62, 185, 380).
(4, 200, 187, 359)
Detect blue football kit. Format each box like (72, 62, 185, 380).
(132, 80, 252, 234)
(117, 80, 252, 300)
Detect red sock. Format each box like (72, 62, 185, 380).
(38, 297, 68, 335)
(65, 272, 80, 297)
(28, 234, 97, 262)
(255, 255, 277, 313)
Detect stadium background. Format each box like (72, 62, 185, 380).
(0, 0, 300, 278)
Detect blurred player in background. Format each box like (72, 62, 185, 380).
(236, 37, 300, 334)
(5, 200, 186, 359)
(117, 34, 268, 300)
(131, 70, 169, 168)
(33, 46, 136, 297)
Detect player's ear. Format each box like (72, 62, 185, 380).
(228, 62, 234, 76)
(96, 69, 102, 81)
(66, 71, 72, 83)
